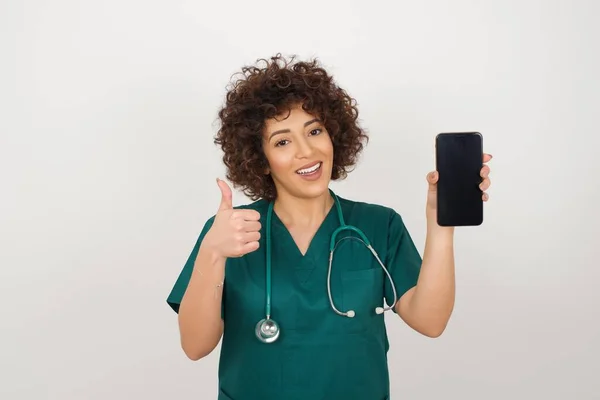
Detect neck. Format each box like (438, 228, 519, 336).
(273, 190, 334, 228)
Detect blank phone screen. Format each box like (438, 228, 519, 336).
(436, 132, 483, 226)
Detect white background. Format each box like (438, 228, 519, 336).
(2, 0, 599, 399)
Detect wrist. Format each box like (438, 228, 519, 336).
(426, 213, 455, 238)
(427, 224, 455, 240)
(198, 240, 227, 268)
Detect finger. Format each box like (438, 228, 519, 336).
(483, 153, 493, 163)
(232, 209, 261, 221)
(482, 192, 489, 202)
(480, 165, 490, 178)
(426, 171, 438, 186)
(242, 220, 262, 232)
(216, 178, 233, 211)
(243, 231, 261, 243)
(240, 240, 260, 255)
(479, 177, 491, 191)
(231, 219, 261, 234)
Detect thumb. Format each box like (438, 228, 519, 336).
(216, 178, 233, 211)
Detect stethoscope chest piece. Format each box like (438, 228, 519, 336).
(255, 318, 280, 343)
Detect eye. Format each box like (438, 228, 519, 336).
(309, 128, 322, 136)
(275, 139, 289, 147)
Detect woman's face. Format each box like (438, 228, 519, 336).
(262, 104, 334, 200)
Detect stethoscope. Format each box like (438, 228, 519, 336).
(255, 190, 398, 344)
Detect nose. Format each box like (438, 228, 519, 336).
(295, 135, 315, 158)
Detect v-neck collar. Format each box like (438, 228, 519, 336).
(271, 199, 339, 259)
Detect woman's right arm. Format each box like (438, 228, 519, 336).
(175, 179, 261, 360)
(177, 242, 226, 360)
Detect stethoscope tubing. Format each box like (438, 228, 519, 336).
(256, 190, 398, 343)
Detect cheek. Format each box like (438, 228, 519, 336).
(265, 149, 294, 175)
(319, 136, 334, 158)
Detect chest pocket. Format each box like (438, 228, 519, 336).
(341, 266, 385, 333)
(332, 234, 386, 334)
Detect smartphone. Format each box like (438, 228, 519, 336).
(435, 132, 483, 226)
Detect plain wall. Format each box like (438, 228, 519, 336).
(1, 0, 599, 398)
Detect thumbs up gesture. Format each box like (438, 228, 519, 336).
(202, 178, 262, 258)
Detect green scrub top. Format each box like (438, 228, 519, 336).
(167, 195, 422, 400)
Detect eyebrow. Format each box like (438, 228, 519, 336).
(267, 118, 321, 141)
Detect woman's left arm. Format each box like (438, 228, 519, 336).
(396, 153, 492, 337)
(395, 224, 456, 337)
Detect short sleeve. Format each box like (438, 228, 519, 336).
(166, 216, 218, 314)
(384, 211, 422, 311)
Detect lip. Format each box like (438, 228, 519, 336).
(296, 161, 322, 172)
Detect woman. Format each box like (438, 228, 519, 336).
(166, 55, 492, 400)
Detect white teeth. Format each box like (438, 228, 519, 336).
(297, 162, 321, 174)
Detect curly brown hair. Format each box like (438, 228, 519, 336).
(214, 54, 368, 201)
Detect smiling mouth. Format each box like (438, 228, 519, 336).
(296, 162, 322, 175)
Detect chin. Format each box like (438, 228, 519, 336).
(297, 183, 330, 199)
